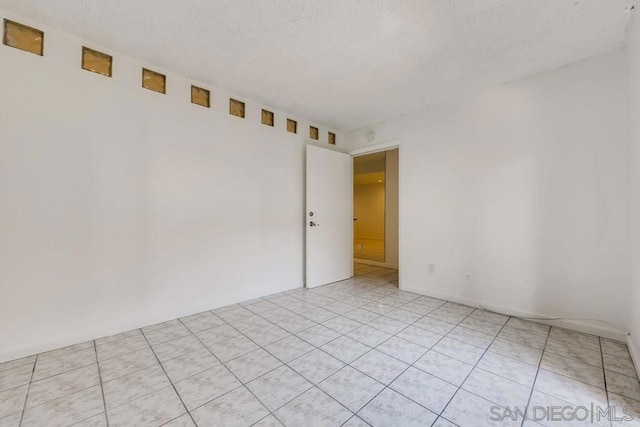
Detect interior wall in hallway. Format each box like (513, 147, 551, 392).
(354, 183, 385, 240)
(0, 10, 342, 362)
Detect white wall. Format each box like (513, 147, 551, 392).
(0, 10, 341, 362)
(385, 149, 399, 266)
(626, 12, 640, 374)
(346, 50, 630, 340)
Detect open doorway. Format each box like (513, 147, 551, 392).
(352, 148, 399, 286)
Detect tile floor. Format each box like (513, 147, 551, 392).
(1, 264, 639, 426)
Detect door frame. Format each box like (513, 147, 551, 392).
(349, 139, 401, 275)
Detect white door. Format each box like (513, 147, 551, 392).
(305, 145, 353, 288)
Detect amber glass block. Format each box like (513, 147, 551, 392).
(262, 109, 274, 126)
(328, 132, 336, 145)
(310, 126, 319, 140)
(3, 19, 44, 56)
(230, 98, 245, 118)
(191, 85, 210, 108)
(287, 119, 297, 134)
(142, 68, 166, 94)
(82, 47, 112, 77)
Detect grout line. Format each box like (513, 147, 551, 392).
(17, 354, 37, 427)
(519, 322, 551, 427)
(177, 272, 401, 422)
(140, 328, 198, 427)
(15, 382, 101, 412)
(158, 414, 190, 426)
(93, 340, 110, 426)
(182, 317, 286, 418)
(599, 337, 611, 414)
(425, 312, 514, 420)
(345, 305, 482, 422)
(22, 355, 98, 384)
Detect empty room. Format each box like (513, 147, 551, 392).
(1, 1, 640, 426)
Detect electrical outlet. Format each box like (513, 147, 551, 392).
(428, 264, 435, 274)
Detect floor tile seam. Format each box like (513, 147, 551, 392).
(66, 407, 107, 427)
(540, 361, 608, 390)
(471, 365, 537, 389)
(520, 321, 551, 427)
(351, 305, 479, 420)
(451, 323, 500, 338)
(544, 336, 603, 354)
(99, 354, 167, 383)
(0, 381, 34, 395)
(602, 367, 640, 381)
(494, 333, 550, 353)
(21, 381, 99, 414)
(440, 331, 494, 352)
(96, 335, 151, 363)
(140, 323, 197, 427)
(5, 352, 35, 427)
(0, 360, 36, 375)
(186, 316, 291, 419)
(158, 413, 191, 427)
(93, 340, 110, 427)
(541, 346, 603, 369)
(529, 386, 614, 412)
(143, 331, 196, 348)
(34, 344, 96, 364)
(270, 385, 355, 427)
(607, 390, 640, 404)
(438, 313, 517, 421)
(27, 358, 100, 384)
(248, 380, 315, 417)
(385, 382, 452, 417)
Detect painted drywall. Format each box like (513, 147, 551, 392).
(626, 11, 640, 375)
(346, 50, 630, 340)
(354, 183, 385, 240)
(385, 149, 399, 267)
(0, 10, 341, 362)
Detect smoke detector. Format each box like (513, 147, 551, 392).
(366, 130, 375, 142)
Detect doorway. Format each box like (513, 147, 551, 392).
(353, 149, 399, 270)
(304, 143, 398, 290)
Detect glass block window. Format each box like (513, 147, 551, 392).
(287, 119, 297, 134)
(230, 98, 245, 118)
(3, 19, 43, 56)
(310, 126, 319, 140)
(191, 85, 210, 108)
(82, 47, 112, 77)
(142, 68, 166, 94)
(261, 109, 274, 126)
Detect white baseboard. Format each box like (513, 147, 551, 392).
(400, 283, 628, 342)
(354, 258, 398, 269)
(0, 281, 303, 364)
(628, 334, 640, 379)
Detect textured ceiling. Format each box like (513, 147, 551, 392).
(0, 0, 633, 130)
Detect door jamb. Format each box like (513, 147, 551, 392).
(349, 140, 400, 156)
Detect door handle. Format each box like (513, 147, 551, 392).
(309, 221, 319, 227)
